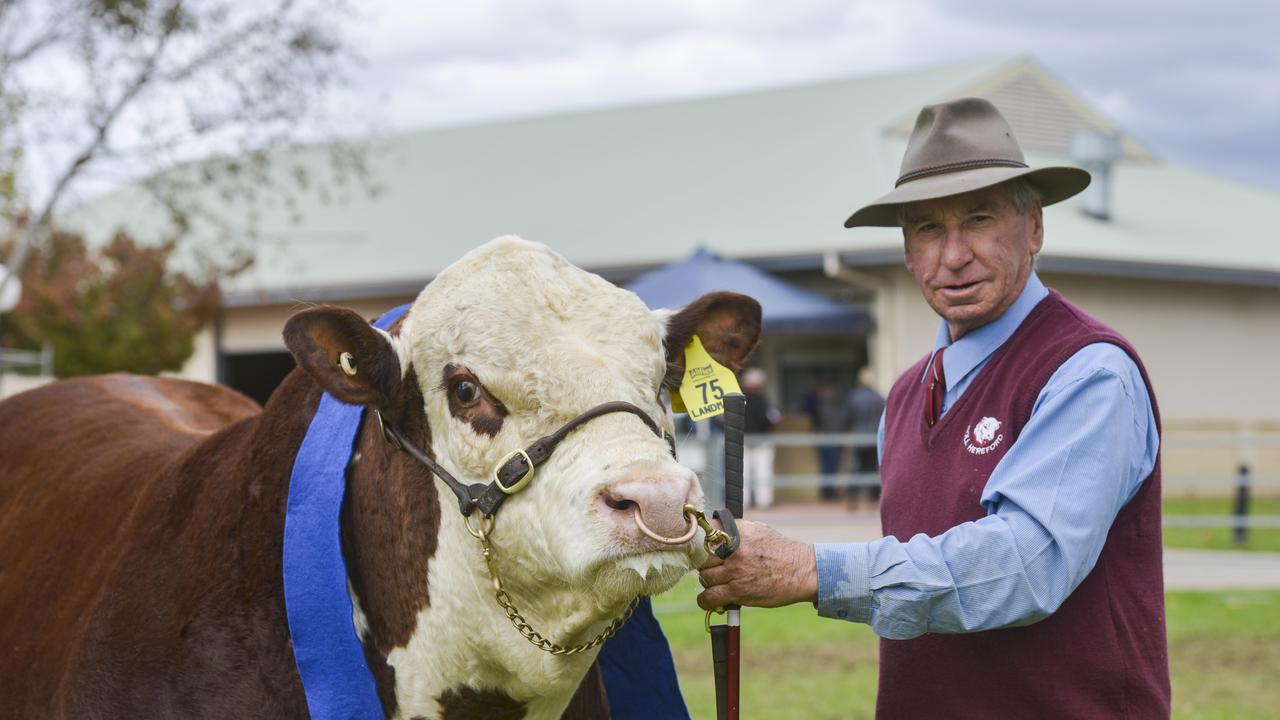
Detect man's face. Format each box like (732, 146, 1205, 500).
(901, 183, 1044, 340)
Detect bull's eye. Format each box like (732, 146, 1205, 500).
(442, 365, 506, 436)
(453, 380, 479, 405)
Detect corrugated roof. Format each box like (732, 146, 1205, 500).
(65, 55, 1280, 302)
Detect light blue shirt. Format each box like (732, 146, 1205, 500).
(814, 272, 1159, 639)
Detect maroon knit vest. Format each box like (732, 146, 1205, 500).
(876, 291, 1170, 719)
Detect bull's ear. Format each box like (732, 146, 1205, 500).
(284, 306, 403, 408)
(661, 292, 762, 387)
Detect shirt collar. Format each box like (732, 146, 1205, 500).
(926, 271, 1049, 389)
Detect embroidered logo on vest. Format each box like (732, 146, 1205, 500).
(963, 416, 1004, 455)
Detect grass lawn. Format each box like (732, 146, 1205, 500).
(1163, 496, 1280, 552)
(653, 577, 1280, 719)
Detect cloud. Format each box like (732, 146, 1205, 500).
(338, 1, 1280, 190)
(912, 1, 1280, 188)
(21, 0, 1273, 199)
(343, 1, 942, 130)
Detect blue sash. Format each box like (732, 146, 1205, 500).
(283, 305, 408, 719)
(283, 304, 688, 719)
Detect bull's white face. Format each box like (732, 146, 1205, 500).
(403, 236, 704, 605)
(284, 235, 760, 717)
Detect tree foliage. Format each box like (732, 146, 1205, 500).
(0, 0, 366, 302)
(1, 225, 237, 376)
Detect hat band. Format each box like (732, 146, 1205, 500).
(895, 158, 1029, 187)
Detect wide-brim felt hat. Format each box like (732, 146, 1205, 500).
(844, 97, 1092, 228)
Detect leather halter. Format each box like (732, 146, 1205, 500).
(377, 401, 677, 518)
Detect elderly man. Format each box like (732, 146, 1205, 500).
(697, 98, 1169, 718)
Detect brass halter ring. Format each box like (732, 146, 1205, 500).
(464, 513, 495, 541)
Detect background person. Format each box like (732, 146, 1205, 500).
(844, 367, 885, 510)
(802, 378, 849, 501)
(741, 368, 781, 509)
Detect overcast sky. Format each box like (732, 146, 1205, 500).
(338, 0, 1280, 192)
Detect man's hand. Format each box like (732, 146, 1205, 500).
(697, 519, 818, 610)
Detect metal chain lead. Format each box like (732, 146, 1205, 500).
(471, 516, 637, 656)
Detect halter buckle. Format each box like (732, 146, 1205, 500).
(493, 449, 535, 494)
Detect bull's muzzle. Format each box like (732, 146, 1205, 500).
(600, 468, 701, 545)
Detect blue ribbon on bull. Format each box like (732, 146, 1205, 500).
(283, 305, 408, 719)
(285, 304, 689, 719)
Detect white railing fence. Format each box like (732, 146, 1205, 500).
(677, 430, 1280, 545)
(0, 343, 55, 398)
(0, 344, 54, 375)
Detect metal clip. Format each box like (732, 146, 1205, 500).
(705, 606, 727, 633)
(683, 504, 733, 555)
(464, 513, 495, 541)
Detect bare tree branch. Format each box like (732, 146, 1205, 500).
(0, 0, 364, 308)
(1, 6, 176, 298)
(1, 27, 65, 68)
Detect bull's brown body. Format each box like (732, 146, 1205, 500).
(0, 238, 764, 720)
(0, 372, 608, 719)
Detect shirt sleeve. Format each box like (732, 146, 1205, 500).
(815, 343, 1158, 639)
(876, 408, 886, 460)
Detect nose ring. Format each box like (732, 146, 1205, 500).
(631, 506, 699, 545)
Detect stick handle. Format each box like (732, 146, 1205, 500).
(721, 393, 745, 720)
(722, 393, 745, 519)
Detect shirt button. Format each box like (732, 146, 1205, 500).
(837, 610, 848, 618)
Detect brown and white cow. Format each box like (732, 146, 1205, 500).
(0, 237, 761, 719)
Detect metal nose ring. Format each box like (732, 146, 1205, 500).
(631, 506, 700, 545)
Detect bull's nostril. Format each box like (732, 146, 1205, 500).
(604, 495, 636, 512)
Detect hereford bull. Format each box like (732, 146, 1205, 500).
(0, 237, 761, 719)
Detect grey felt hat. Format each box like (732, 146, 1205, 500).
(844, 97, 1092, 228)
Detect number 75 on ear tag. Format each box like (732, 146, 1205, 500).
(670, 334, 741, 421)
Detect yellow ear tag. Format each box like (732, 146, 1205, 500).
(673, 334, 742, 421)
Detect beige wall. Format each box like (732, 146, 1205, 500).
(868, 266, 1279, 427)
(169, 326, 218, 383)
(865, 266, 1280, 488)
(1047, 273, 1280, 489)
(174, 294, 418, 384)
(219, 296, 417, 354)
(190, 272, 1278, 488)
(1042, 273, 1279, 426)
(859, 265, 946, 396)
(200, 270, 1279, 428)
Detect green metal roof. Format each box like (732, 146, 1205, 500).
(65, 56, 1280, 303)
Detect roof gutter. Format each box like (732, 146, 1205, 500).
(220, 247, 1280, 309)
